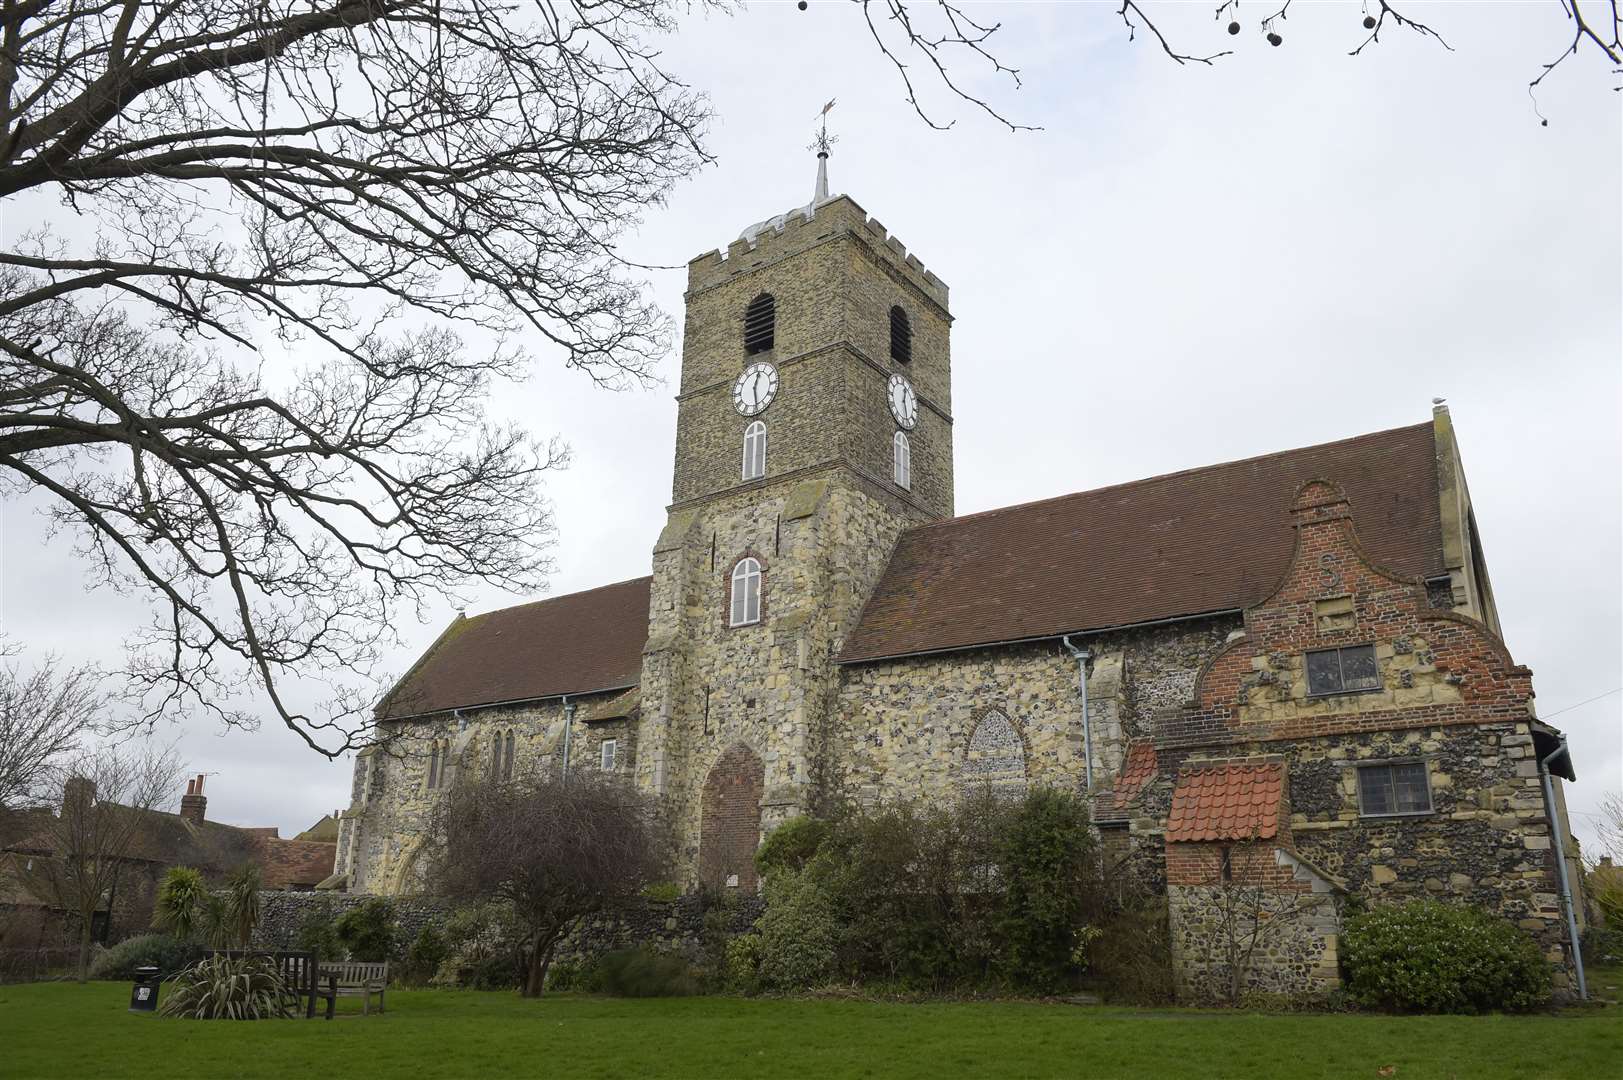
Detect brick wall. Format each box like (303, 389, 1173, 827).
(698, 743, 764, 892)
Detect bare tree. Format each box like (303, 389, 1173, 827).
(1176, 843, 1331, 1006)
(17, 741, 184, 980)
(427, 768, 666, 996)
(0, 656, 103, 815)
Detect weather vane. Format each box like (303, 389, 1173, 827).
(810, 99, 837, 157)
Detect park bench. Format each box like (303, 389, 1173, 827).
(315, 960, 390, 1017)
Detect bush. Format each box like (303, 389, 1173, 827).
(755, 816, 830, 878)
(754, 869, 838, 991)
(399, 926, 449, 988)
(334, 898, 397, 962)
(289, 901, 342, 965)
(640, 881, 682, 903)
(432, 902, 524, 990)
(160, 954, 294, 1020)
(593, 947, 699, 997)
(723, 933, 765, 995)
(88, 934, 205, 981)
(1342, 900, 1552, 1013)
(994, 787, 1096, 991)
(1084, 899, 1175, 1006)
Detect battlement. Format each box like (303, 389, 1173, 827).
(686, 194, 949, 310)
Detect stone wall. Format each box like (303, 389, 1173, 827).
(252, 889, 454, 952)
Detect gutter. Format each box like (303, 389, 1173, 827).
(1061, 636, 1093, 792)
(1538, 735, 1587, 1001)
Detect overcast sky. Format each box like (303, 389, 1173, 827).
(3, 3, 1619, 851)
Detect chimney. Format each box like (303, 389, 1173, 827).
(62, 775, 96, 817)
(179, 774, 207, 825)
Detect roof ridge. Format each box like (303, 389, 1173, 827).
(463, 574, 653, 624)
(904, 421, 1434, 537)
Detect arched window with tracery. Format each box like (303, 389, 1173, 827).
(744, 293, 776, 354)
(893, 431, 911, 490)
(742, 420, 767, 481)
(730, 557, 762, 627)
(889, 305, 912, 364)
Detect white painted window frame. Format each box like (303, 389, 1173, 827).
(742, 420, 767, 481)
(730, 557, 762, 627)
(892, 430, 911, 490)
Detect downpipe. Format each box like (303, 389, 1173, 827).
(1538, 736, 1587, 1000)
(1061, 636, 1093, 792)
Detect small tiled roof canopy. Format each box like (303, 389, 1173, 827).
(377, 577, 651, 720)
(839, 423, 1444, 663)
(1166, 763, 1284, 843)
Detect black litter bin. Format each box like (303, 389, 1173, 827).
(129, 965, 161, 1012)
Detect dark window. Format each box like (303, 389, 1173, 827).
(427, 744, 439, 790)
(744, 293, 775, 354)
(1358, 762, 1432, 816)
(503, 731, 515, 780)
(1305, 644, 1380, 695)
(889, 305, 912, 363)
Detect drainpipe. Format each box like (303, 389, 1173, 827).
(1538, 736, 1586, 1001)
(1061, 636, 1093, 792)
(561, 695, 575, 782)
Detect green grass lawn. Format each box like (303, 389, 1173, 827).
(3, 980, 1619, 1080)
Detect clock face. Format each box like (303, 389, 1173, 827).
(887, 374, 918, 431)
(732, 362, 778, 416)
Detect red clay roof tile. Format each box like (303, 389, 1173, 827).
(838, 423, 1442, 663)
(378, 577, 650, 720)
(1166, 763, 1285, 843)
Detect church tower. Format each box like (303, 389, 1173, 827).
(635, 153, 954, 889)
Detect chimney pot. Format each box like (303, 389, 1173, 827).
(179, 774, 208, 825)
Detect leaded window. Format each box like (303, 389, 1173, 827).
(1358, 761, 1432, 816)
(1306, 644, 1380, 695)
(730, 557, 762, 627)
(742, 420, 767, 481)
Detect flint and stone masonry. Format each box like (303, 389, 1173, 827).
(334, 166, 1584, 1000)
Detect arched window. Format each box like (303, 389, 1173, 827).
(744, 293, 775, 354)
(741, 420, 767, 481)
(892, 430, 911, 490)
(889, 305, 912, 364)
(426, 743, 440, 790)
(730, 557, 762, 627)
(503, 731, 515, 780)
(963, 709, 1028, 796)
(491, 732, 504, 777)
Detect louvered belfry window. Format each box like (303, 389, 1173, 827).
(889, 305, 911, 364)
(744, 293, 775, 354)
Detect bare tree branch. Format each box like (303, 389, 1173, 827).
(0, 656, 104, 813)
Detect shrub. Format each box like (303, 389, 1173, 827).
(593, 947, 699, 997)
(640, 881, 682, 903)
(159, 954, 293, 1020)
(88, 934, 205, 981)
(151, 867, 210, 940)
(755, 816, 831, 878)
(1084, 898, 1174, 1006)
(399, 925, 449, 988)
(544, 959, 583, 992)
(1342, 900, 1551, 1013)
(754, 869, 837, 991)
(290, 902, 342, 965)
(993, 786, 1096, 991)
(723, 933, 765, 995)
(432, 902, 524, 990)
(334, 898, 398, 962)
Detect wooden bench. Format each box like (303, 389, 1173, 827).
(316, 960, 389, 1016)
(211, 950, 326, 1019)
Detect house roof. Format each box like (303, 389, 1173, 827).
(377, 576, 652, 719)
(839, 422, 1444, 663)
(1166, 763, 1285, 843)
(1113, 740, 1159, 809)
(253, 836, 337, 889)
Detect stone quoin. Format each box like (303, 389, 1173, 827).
(331, 153, 1586, 1000)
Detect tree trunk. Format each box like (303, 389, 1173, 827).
(76, 915, 93, 983)
(523, 935, 555, 998)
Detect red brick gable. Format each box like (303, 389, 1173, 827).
(1166, 479, 1532, 749)
(1166, 763, 1284, 843)
(839, 423, 1443, 663)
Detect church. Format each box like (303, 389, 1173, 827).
(331, 155, 1586, 997)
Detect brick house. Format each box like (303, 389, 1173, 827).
(334, 156, 1586, 998)
(2, 775, 337, 951)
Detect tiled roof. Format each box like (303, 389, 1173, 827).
(378, 576, 652, 719)
(1114, 740, 1159, 809)
(253, 836, 337, 889)
(1166, 763, 1284, 843)
(839, 423, 1443, 662)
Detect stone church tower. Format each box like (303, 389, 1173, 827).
(636, 162, 954, 890)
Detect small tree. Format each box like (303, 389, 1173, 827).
(428, 769, 665, 997)
(1179, 843, 1331, 1006)
(21, 743, 184, 980)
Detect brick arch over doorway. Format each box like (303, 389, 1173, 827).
(699, 743, 765, 892)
